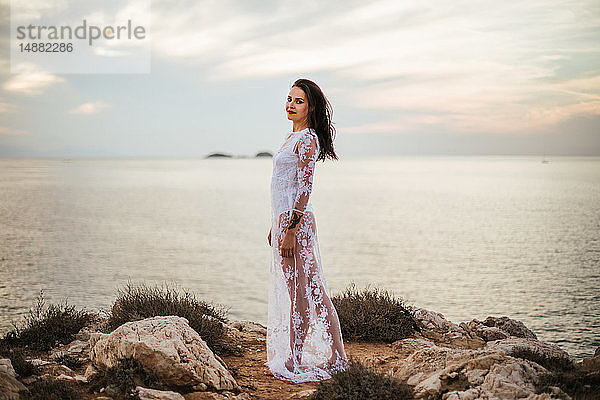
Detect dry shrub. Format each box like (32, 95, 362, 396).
(310, 356, 413, 400)
(1, 289, 93, 352)
(106, 280, 240, 356)
(332, 283, 419, 343)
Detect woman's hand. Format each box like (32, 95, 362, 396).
(279, 229, 296, 258)
(267, 229, 272, 245)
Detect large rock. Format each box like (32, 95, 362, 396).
(0, 366, 27, 400)
(409, 307, 469, 338)
(89, 315, 240, 391)
(460, 320, 510, 342)
(389, 338, 568, 399)
(461, 316, 537, 342)
(408, 307, 486, 349)
(578, 346, 600, 372)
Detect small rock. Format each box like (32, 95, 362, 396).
(27, 358, 50, 367)
(227, 320, 267, 336)
(289, 389, 317, 399)
(84, 364, 98, 380)
(56, 373, 75, 381)
(192, 382, 208, 391)
(183, 392, 228, 400)
(136, 386, 185, 400)
(0, 359, 15, 377)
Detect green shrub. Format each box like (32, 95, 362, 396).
(1, 289, 93, 352)
(310, 356, 414, 400)
(106, 280, 241, 356)
(331, 283, 419, 343)
(20, 378, 83, 400)
(87, 356, 166, 397)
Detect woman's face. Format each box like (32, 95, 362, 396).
(286, 86, 309, 126)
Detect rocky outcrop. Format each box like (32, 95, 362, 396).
(579, 347, 600, 372)
(410, 307, 540, 346)
(0, 359, 27, 400)
(395, 308, 580, 399)
(4, 306, 589, 400)
(89, 315, 240, 391)
(460, 316, 538, 342)
(389, 338, 569, 399)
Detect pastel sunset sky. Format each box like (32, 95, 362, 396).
(1, 0, 598, 157)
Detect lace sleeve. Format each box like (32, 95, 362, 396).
(292, 132, 319, 215)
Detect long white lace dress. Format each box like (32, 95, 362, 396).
(265, 127, 349, 383)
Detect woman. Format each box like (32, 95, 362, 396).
(263, 78, 349, 382)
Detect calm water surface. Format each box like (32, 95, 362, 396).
(0, 156, 598, 359)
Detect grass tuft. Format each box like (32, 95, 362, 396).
(20, 378, 83, 400)
(1, 289, 93, 352)
(106, 280, 241, 356)
(310, 356, 414, 400)
(54, 353, 86, 370)
(331, 283, 419, 343)
(87, 356, 166, 397)
(536, 370, 600, 400)
(0, 343, 39, 377)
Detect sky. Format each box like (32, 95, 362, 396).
(0, 0, 599, 157)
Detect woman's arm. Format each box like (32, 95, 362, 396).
(279, 132, 319, 258)
(287, 132, 319, 233)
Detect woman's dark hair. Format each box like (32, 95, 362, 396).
(292, 78, 338, 161)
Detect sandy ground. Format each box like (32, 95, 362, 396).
(220, 330, 402, 400)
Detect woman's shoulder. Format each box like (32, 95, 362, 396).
(300, 128, 318, 143)
(294, 128, 319, 153)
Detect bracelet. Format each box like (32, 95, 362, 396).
(287, 210, 303, 230)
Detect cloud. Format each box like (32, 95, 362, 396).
(69, 101, 111, 114)
(0, 125, 28, 135)
(0, 98, 15, 114)
(145, 0, 600, 136)
(93, 47, 132, 57)
(3, 62, 65, 95)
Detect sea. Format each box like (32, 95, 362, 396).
(0, 156, 598, 360)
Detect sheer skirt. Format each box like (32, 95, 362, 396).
(265, 209, 349, 383)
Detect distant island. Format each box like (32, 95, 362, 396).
(205, 151, 273, 159)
